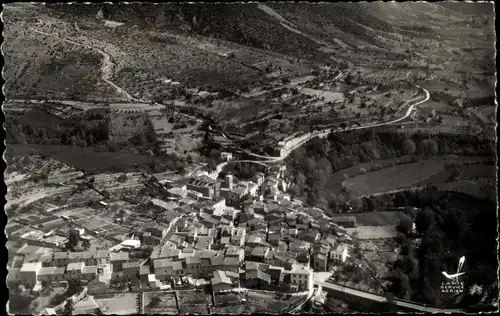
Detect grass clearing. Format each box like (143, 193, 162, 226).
(457, 164, 496, 180)
(345, 225, 397, 240)
(435, 181, 493, 201)
(343, 159, 446, 197)
(326, 156, 417, 195)
(7, 144, 156, 172)
(176, 289, 211, 305)
(353, 211, 408, 226)
(242, 291, 305, 313)
(94, 293, 139, 315)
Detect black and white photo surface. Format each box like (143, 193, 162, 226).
(2, 2, 497, 314)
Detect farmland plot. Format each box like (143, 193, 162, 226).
(435, 181, 494, 201)
(343, 159, 446, 197)
(143, 292, 178, 314)
(457, 164, 496, 180)
(299, 87, 345, 103)
(353, 211, 409, 226)
(242, 291, 305, 314)
(8, 144, 156, 172)
(345, 225, 398, 240)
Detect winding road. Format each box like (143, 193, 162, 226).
(30, 27, 430, 181)
(31, 27, 147, 102)
(244, 85, 430, 163)
(208, 85, 430, 178)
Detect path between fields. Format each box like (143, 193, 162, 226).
(29, 27, 199, 122)
(30, 27, 141, 102)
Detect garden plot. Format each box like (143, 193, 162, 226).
(242, 291, 305, 314)
(177, 289, 211, 314)
(361, 239, 399, 279)
(95, 293, 139, 315)
(143, 291, 178, 314)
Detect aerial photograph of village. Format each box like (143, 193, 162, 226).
(2, 2, 497, 315)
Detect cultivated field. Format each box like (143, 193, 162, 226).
(143, 291, 178, 314)
(457, 164, 496, 180)
(353, 211, 409, 226)
(299, 87, 345, 103)
(345, 225, 398, 240)
(7, 144, 156, 172)
(361, 239, 399, 279)
(94, 293, 139, 315)
(326, 156, 423, 194)
(342, 159, 446, 197)
(241, 291, 305, 314)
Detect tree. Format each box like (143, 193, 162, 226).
(365, 197, 376, 212)
(70, 135, 77, 147)
(396, 214, 413, 236)
(402, 139, 417, 155)
(317, 157, 333, 175)
(66, 229, 79, 251)
(63, 299, 74, 315)
(82, 239, 91, 250)
(394, 193, 408, 207)
(388, 269, 412, 299)
(307, 169, 327, 189)
(117, 174, 128, 183)
(289, 185, 301, 196)
(350, 198, 363, 211)
(415, 207, 434, 234)
(326, 192, 339, 210)
(428, 139, 439, 155)
(302, 157, 316, 174)
(418, 139, 429, 156)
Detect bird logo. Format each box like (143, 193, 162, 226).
(442, 256, 466, 283)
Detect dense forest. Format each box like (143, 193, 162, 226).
(6, 109, 161, 156)
(388, 189, 498, 308)
(285, 129, 496, 213)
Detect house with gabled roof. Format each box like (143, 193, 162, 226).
(245, 270, 271, 289)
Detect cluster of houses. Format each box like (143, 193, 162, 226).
(8, 249, 113, 293)
(8, 161, 355, 297)
(143, 183, 353, 293)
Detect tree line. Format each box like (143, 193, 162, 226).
(389, 189, 497, 308)
(6, 111, 164, 156)
(286, 130, 496, 213)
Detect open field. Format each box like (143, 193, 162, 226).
(7, 144, 156, 172)
(143, 291, 178, 314)
(176, 289, 211, 305)
(352, 211, 409, 226)
(241, 290, 306, 314)
(343, 159, 446, 197)
(345, 225, 397, 240)
(435, 181, 495, 201)
(94, 293, 139, 315)
(211, 305, 247, 314)
(457, 164, 496, 180)
(299, 87, 345, 103)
